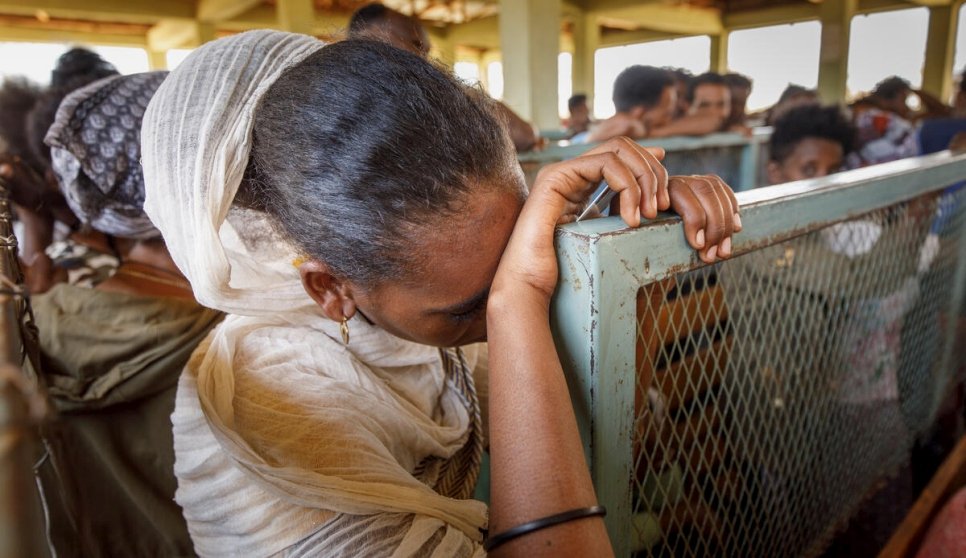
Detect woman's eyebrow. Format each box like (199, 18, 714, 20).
(435, 287, 490, 315)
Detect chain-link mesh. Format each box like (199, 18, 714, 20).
(630, 185, 966, 557)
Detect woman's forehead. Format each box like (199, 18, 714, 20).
(393, 189, 522, 303)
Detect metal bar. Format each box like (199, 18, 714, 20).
(559, 152, 966, 286)
(519, 130, 769, 164)
(0, 179, 48, 558)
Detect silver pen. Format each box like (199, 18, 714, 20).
(575, 181, 617, 222)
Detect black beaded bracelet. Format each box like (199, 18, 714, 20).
(483, 505, 607, 552)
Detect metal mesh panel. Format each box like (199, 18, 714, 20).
(630, 185, 966, 557)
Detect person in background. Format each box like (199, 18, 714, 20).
(766, 104, 855, 185)
(849, 102, 919, 168)
(564, 93, 592, 138)
(0, 78, 78, 292)
(687, 72, 731, 123)
(685, 71, 751, 136)
(954, 67, 966, 117)
(666, 67, 693, 119)
(863, 76, 951, 122)
(12, 48, 121, 293)
(723, 72, 753, 129)
(663, 66, 694, 120)
(33, 70, 224, 557)
(918, 68, 966, 155)
(584, 65, 675, 143)
(348, 1, 429, 56)
(349, 2, 540, 152)
(764, 84, 819, 126)
(0, 77, 55, 218)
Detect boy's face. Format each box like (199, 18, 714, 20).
(642, 86, 677, 130)
(729, 85, 750, 119)
(767, 137, 844, 184)
(570, 102, 590, 128)
(689, 83, 731, 121)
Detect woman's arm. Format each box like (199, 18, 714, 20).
(648, 113, 724, 138)
(911, 89, 952, 120)
(486, 137, 740, 556)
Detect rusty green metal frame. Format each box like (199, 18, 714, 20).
(549, 151, 966, 555)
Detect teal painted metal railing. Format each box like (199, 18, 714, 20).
(550, 152, 966, 556)
(520, 129, 772, 192)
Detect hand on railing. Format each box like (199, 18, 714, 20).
(667, 174, 741, 263)
(493, 137, 741, 306)
(493, 137, 667, 304)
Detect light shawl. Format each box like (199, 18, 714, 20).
(140, 30, 487, 555)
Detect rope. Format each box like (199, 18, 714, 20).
(433, 347, 484, 501)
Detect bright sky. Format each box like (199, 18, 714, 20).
(847, 8, 928, 96)
(728, 22, 821, 113)
(166, 48, 194, 71)
(0, 43, 149, 85)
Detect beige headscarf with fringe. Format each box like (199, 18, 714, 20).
(140, 30, 486, 556)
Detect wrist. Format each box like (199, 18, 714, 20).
(487, 285, 551, 322)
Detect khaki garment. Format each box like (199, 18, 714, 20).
(32, 284, 223, 558)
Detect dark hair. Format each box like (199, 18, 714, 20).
(872, 76, 912, 101)
(777, 84, 815, 104)
(723, 72, 752, 89)
(0, 77, 43, 171)
(26, 51, 121, 170)
(686, 72, 727, 103)
(665, 67, 692, 82)
(349, 3, 390, 35)
(769, 104, 855, 163)
(50, 48, 118, 89)
(612, 66, 673, 113)
(568, 93, 587, 112)
(959, 67, 965, 94)
(242, 40, 520, 287)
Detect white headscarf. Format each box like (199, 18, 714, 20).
(142, 30, 318, 315)
(141, 30, 486, 555)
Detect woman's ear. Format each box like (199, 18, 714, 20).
(299, 260, 358, 322)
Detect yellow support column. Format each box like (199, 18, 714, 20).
(709, 31, 729, 74)
(277, 0, 315, 35)
(571, 10, 598, 114)
(197, 22, 215, 45)
(817, 0, 857, 104)
(429, 28, 456, 69)
(499, 0, 562, 129)
(922, 4, 959, 103)
(148, 49, 168, 70)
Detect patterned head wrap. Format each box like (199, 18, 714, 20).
(45, 71, 167, 239)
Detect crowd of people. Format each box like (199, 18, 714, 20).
(563, 65, 966, 183)
(0, 4, 741, 557)
(0, 1, 963, 556)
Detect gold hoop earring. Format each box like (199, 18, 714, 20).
(340, 316, 350, 345)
